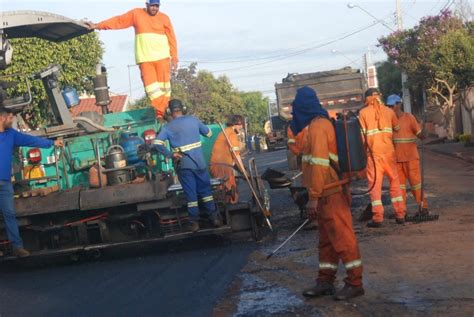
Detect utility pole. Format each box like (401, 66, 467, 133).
(396, 0, 412, 113)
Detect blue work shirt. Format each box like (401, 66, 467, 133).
(0, 128, 53, 181)
(153, 115, 212, 170)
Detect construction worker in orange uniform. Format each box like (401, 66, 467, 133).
(86, 0, 178, 120)
(386, 94, 428, 212)
(359, 88, 407, 227)
(291, 87, 364, 301)
(210, 115, 244, 204)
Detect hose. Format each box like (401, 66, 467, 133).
(73, 116, 115, 132)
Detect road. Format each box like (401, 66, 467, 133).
(0, 228, 255, 315)
(1, 148, 473, 316)
(214, 148, 474, 316)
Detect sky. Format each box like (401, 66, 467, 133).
(1, 0, 453, 101)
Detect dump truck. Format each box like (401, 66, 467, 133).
(263, 115, 287, 151)
(0, 11, 269, 261)
(274, 67, 367, 169)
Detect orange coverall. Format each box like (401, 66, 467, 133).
(288, 126, 308, 185)
(98, 8, 178, 118)
(303, 117, 363, 287)
(393, 112, 428, 208)
(359, 96, 406, 222)
(210, 127, 240, 204)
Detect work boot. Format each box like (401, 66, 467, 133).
(366, 221, 383, 228)
(210, 214, 223, 228)
(333, 284, 365, 301)
(189, 221, 200, 233)
(302, 282, 336, 298)
(395, 217, 405, 224)
(13, 247, 31, 258)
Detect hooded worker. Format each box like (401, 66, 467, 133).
(210, 115, 244, 204)
(86, 0, 178, 121)
(386, 94, 428, 213)
(294, 86, 364, 301)
(359, 89, 407, 226)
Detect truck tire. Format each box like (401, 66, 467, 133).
(287, 150, 298, 171)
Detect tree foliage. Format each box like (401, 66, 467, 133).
(132, 63, 269, 133)
(379, 11, 474, 138)
(375, 61, 402, 98)
(0, 33, 103, 127)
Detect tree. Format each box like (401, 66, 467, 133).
(376, 61, 402, 98)
(379, 11, 474, 139)
(0, 33, 103, 128)
(241, 92, 269, 135)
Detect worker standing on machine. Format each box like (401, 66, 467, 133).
(386, 94, 428, 213)
(0, 107, 63, 257)
(152, 100, 221, 232)
(210, 115, 244, 204)
(292, 87, 364, 301)
(86, 0, 178, 121)
(359, 88, 407, 227)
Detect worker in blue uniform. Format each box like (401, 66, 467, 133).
(152, 99, 222, 232)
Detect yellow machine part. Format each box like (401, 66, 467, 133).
(23, 165, 45, 179)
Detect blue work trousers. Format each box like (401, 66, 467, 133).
(177, 169, 216, 222)
(0, 180, 23, 248)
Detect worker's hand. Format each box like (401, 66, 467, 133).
(306, 199, 319, 221)
(54, 140, 64, 147)
(172, 152, 183, 159)
(85, 22, 99, 30)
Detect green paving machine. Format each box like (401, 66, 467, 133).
(0, 11, 269, 261)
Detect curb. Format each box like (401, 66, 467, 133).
(428, 148, 474, 164)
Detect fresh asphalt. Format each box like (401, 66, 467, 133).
(0, 149, 289, 316)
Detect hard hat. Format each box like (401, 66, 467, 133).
(147, 0, 160, 5)
(386, 94, 402, 106)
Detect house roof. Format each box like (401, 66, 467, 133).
(70, 95, 128, 117)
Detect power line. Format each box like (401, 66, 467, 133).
(209, 21, 382, 74)
(180, 12, 395, 66)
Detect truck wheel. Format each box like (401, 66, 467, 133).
(287, 150, 298, 170)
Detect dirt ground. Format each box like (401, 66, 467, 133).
(213, 149, 474, 317)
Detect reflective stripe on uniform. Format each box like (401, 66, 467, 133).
(372, 200, 382, 207)
(393, 138, 417, 143)
(329, 152, 339, 163)
(152, 139, 166, 146)
(206, 130, 213, 138)
(344, 259, 362, 270)
(173, 141, 202, 152)
(302, 155, 329, 166)
(363, 128, 393, 136)
(188, 201, 198, 208)
(145, 81, 171, 100)
(288, 138, 296, 144)
(391, 196, 404, 203)
(411, 183, 422, 190)
(319, 262, 338, 270)
(135, 33, 171, 63)
(231, 146, 240, 152)
(400, 184, 406, 189)
(201, 195, 214, 202)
